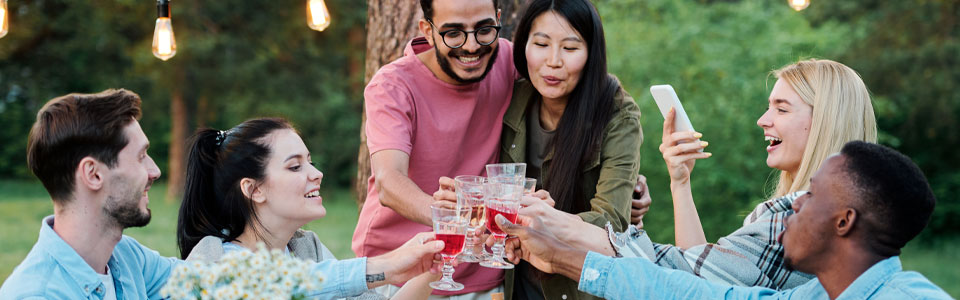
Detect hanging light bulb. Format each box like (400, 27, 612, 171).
(0, 0, 9, 39)
(306, 0, 331, 31)
(152, 0, 177, 61)
(788, 0, 810, 11)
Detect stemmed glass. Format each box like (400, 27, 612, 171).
(485, 163, 526, 180)
(523, 177, 537, 194)
(429, 201, 470, 291)
(454, 175, 486, 263)
(479, 179, 524, 269)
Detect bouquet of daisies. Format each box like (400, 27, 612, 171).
(161, 243, 324, 300)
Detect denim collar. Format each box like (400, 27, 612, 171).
(38, 215, 122, 297)
(835, 256, 901, 300)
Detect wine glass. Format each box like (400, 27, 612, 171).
(523, 177, 537, 194)
(485, 163, 526, 180)
(429, 201, 470, 291)
(454, 175, 486, 263)
(479, 181, 524, 269)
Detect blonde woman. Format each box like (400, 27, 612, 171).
(512, 59, 877, 290)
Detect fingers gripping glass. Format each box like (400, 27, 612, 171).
(427, 19, 501, 49)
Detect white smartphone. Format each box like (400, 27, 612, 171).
(650, 84, 701, 147)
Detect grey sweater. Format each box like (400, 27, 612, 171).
(186, 229, 386, 300)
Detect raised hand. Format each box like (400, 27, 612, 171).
(496, 215, 587, 280)
(630, 175, 652, 228)
(433, 176, 457, 202)
(659, 108, 712, 184)
(364, 231, 445, 288)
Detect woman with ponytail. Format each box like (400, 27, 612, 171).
(177, 118, 438, 299)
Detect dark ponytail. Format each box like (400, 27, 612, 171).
(177, 118, 292, 258)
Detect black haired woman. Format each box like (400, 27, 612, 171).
(177, 118, 439, 299)
(501, 0, 642, 299)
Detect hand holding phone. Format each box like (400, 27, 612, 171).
(650, 84, 696, 133)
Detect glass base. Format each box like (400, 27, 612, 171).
(458, 253, 482, 263)
(429, 280, 465, 291)
(480, 258, 514, 269)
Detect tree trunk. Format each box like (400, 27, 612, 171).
(355, 0, 531, 209)
(167, 86, 187, 202)
(355, 0, 423, 209)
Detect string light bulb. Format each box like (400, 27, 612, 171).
(788, 0, 810, 11)
(306, 0, 331, 31)
(152, 0, 177, 61)
(0, 0, 9, 39)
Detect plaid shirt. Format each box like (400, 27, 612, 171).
(606, 191, 815, 290)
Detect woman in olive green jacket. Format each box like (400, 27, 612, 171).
(500, 1, 642, 299)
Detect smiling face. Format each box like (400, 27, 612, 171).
(425, 0, 500, 84)
(103, 120, 161, 228)
(525, 11, 588, 104)
(254, 129, 326, 226)
(757, 78, 813, 174)
(781, 155, 850, 273)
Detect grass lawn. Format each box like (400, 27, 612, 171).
(0, 180, 957, 297)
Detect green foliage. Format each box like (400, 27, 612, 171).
(0, 0, 367, 188)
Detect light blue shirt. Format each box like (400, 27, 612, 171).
(220, 241, 371, 299)
(0, 216, 179, 300)
(577, 251, 951, 299)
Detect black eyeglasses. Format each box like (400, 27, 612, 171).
(427, 19, 501, 49)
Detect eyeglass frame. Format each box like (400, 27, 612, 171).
(425, 18, 502, 49)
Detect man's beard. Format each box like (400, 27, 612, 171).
(104, 186, 151, 228)
(434, 39, 499, 84)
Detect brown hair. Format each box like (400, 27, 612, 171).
(26, 89, 143, 203)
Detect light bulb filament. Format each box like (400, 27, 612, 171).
(307, 0, 331, 31)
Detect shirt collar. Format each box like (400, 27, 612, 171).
(835, 256, 902, 299)
(37, 215, 110, 296)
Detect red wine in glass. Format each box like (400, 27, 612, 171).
(436, 233, 466, 256)
(485, 204, 518, 235)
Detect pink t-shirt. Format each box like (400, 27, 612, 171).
(353, 37, 517, 295)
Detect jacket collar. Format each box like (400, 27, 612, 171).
(503, 78, 536, 133)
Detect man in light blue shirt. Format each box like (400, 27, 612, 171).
(497, 141, 951, 299)
(0, 90, 446, 299)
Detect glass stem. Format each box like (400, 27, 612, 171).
(491, 234, 507, 259)
(464, 228, 478, 255)
(441, 256, 456, 282)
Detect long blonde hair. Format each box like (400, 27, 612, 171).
(772, 59, 878, 197)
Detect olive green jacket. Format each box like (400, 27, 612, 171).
(501, 79, 642, 300)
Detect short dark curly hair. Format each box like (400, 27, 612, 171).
(840, 141, 936, 256)
(420, 0, 500, 20)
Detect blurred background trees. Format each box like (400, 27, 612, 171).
(0, 0, 956, 244)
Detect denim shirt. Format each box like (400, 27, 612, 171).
(0, 216, 179, 300)
(577, 252, 951, 299)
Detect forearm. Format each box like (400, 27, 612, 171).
(671, 181, 707, 248)
(558, 218, 617, 257)
(551, 246, 589, 281)
(376, 170, 433, 225)
(363, 256, 396, 289)
(577, 252, 776, 300)
(391, 272, 437, 299)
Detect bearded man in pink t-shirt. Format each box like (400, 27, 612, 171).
(353, 0, 518, 299)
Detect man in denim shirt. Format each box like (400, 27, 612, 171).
(497, 141, 950, 299)
(0, 90, 173, 299)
